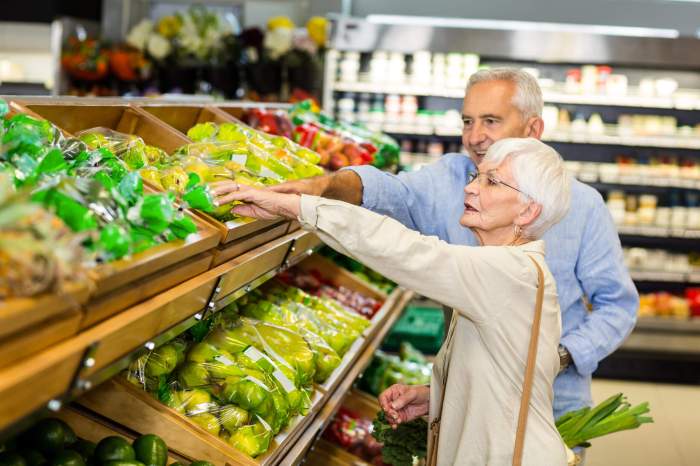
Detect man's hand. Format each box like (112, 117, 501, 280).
(210, 181, 301, 220)
(267, 176, 330, 196)
(378, 384, 430, 428)
(267, 171, 364, 205)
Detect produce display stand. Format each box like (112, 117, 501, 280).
(0, 229, 321, 438)
(5, 99, 223, 328)
(0, 96, 414, 465)
(73, 252, 409, 466)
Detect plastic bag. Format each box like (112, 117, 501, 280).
(206, 316, 316, 389)
(77, 127, 168, 169)
(186, 121, 324, 179)
(0, 172, 88, 298)
(235, 294, 342, 383)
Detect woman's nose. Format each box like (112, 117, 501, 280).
(465, 179, 479, 195)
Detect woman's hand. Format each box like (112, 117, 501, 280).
(378, 384, 430, 427)
(209, 181, 301, 220)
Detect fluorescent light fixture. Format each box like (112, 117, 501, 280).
(366, 15, 680, 39)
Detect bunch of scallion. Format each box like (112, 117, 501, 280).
(556, 393, 653, 448)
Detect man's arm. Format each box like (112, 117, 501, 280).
(561, 200, 639, 376)
(269, 155, 470, 235)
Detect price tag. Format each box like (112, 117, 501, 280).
(215, 354, 235, 366)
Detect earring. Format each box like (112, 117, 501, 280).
(513, 224, 522, 239)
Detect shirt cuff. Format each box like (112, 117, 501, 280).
(298, 194, 322, 230)
(342, 165, 384, 210)
(560, 334, 598, 376)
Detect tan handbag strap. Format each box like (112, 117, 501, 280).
(512, 256, 546, 466)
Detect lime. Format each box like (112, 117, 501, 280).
(18, 450, 45, 466)
(0, 452, 28, 466)
(25, 419, 66, 456)
(69, 440, 95, 462)
(94, 437, 135, 463)
(132, 435, 166, 466)
(49, 450, 84, 466)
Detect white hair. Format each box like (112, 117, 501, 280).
(466, 68, 543, 119)
(483, 138, 571, 239)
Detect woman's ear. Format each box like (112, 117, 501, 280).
(515, 201, 542, 228)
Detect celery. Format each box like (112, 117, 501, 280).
(556, 393, 653, 449)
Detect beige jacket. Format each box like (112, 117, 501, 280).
(298, 195, 567, 466)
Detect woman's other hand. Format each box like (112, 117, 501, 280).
(378, 384, 430, 427)
(210, 181, 301, 220)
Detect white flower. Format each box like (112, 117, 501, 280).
(147, 34, 171, 60)
(264, 27, 293, 60)
(126, 19, 154, 51)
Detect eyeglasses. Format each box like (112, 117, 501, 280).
(467, 170, 531, 198)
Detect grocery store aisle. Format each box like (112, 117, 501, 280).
(587, 379, 700, 466)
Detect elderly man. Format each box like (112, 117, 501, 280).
(272, 68, 638, 427)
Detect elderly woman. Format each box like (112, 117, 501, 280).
(211, 137, 571, 466)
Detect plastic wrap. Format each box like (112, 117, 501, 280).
(77, 128, 168, 169)
(0, 172, 88, 298)
(124, 324, 309, 457)
(186, 121, 324, 179)
(1, 106, 198, 262)
(235, 294, 342, 383)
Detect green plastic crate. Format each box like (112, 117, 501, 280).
(383, 306, 445, 354)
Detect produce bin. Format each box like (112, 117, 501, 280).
(0, 283, 89, 366)
(6, 100, 223, 327)
(55, 405, 190, 465)
(136, 102, 293, 249)
(78, 373, 324, 466)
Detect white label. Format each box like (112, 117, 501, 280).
(214, 354, 235, 366)
(272, 369, 296, 393)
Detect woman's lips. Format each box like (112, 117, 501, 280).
(464, 202, 479, 212)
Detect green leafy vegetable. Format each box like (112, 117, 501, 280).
(372, 411, 428, 466)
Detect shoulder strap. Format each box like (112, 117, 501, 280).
(512, 256, 546, 466)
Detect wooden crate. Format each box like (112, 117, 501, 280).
(304, 391, 379, 466)
(15, 101, 190, 153)
(0, 281, 89, 367)
(82, 251, 214, 329)
(211, 221, 291, 267)
(134, 103, 290, 246)
(54, 405, 189, 465)
(0, 335, 88, 429)
(304, 439, 372, 466)
(77, 269, 220, 377)
(138, 104, 237, 135)
(78, 376, 324, 466)
(5, 101, 223, 325)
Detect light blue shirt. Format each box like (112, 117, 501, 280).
(347, 154, 639, 418)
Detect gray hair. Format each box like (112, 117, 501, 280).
(466, 68, 544, 119)
(483, 138, 570, 239)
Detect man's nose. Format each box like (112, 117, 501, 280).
(465, 122, 486, 146)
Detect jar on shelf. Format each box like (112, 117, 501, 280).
(565, 69, 581, 94)
(339, 52, 360, 82)
(580, 65, 598, 94)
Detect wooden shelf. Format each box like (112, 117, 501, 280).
(0, 230, 322, 436)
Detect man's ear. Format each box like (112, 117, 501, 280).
(526, 117, 545, 139)
(515, 201, 542, 228)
